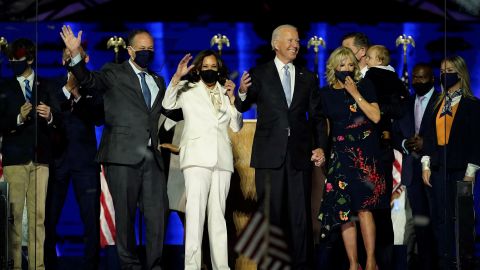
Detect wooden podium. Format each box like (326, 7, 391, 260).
(227, 119, 258, 270)
(226, 119, 326, 269)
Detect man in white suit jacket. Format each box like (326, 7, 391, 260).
(162, 51, 242, 270)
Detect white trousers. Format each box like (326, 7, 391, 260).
(183, 166, 231, 270)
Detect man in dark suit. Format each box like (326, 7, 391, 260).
(0, 38, 60, 270)
(44, 47, 104, 270)
(60, 25, 177, 270)
(235, 24, 328, 269)
(392, 63, 439, 270)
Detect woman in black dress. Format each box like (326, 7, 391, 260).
(318, 47, 388, 270)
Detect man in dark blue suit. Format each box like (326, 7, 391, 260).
(235, 24, 328, 269)
(44, 47, 104, 270)
(392, 63, 439, 270)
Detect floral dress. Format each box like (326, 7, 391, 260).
(318, 80, 388, 239)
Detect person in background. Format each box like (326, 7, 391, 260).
(44, 47, 104, 270)
(162, 50, 242, 269)
(341, 32, 370, 77)
(236, 24, 328, 269)
(317, 47, 387, 270)
(392, 63, 439, 269)
(60, 25, 181, 269)
(0, 37, 60, 270)
(421, 55, 480, 270)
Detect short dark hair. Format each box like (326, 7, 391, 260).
(413, 62, 434, 78)
(8, 38, 36, 61)
(342, 32, 370, 49)
(127, 29, 152, 47)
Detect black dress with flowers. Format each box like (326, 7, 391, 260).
(318, 80, 388, 237)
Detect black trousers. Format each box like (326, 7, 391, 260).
(428, 167, 464, 270)
(44, 163, 100, 270)
(255, 152, 312, 270)
(406, 171, 437, 270)
(104, 147, 168, 270)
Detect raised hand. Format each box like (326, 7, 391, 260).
(60, 25, 83, 58)
(239, 71, 251, 94)
(172, 54, 194, 83)
(344, 76, 359, 96)
(224, 79, 236, 104)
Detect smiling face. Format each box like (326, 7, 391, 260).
(273, 26, 299, 64)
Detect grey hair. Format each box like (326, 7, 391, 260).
(271, 24, 297, 51)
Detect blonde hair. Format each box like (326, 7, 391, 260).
(368, 45, 390, 66)
(325, 47, 361, 86)
(271, 24, 297, 51)
(435, 55, 475, 108)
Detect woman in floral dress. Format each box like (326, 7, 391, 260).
(318, 47, 388, 270)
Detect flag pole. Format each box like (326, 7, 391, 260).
(395, 34, 415, 91)
(307, 36, 326, 81)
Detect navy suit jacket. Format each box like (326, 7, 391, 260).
(422, 95, 480, 171)
(392, 90, 439, 186)
(49, 76, 104, 173)
(0, 76, 61, 166)
(234, 60, 327, 169)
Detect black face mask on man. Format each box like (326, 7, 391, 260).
(10, 59, 29, 77)
(200, 69, 219, 84)
(440, 73, 460, 90)
(335, 70, 355, 84)
(412, 81, 434, 96)
(133, 50, 154, 69)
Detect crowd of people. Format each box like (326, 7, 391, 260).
(0, 23, 478, 270)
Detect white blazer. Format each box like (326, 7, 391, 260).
(162, 80, 243, 172)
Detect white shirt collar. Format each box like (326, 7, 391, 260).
(416, 87, 434, 102)
(274, 56, 293, 74)
(16, 70, 35, 85)
(129, 59, 146, 76)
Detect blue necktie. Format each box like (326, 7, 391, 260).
(282, 65, 292, 107)
(139, 72, 151, 109)
(24, 79, 32, 103)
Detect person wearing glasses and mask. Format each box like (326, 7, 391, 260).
(162, 50, 242, 270)
(421, 55, 480, 270)
(60, 25, 181, 270)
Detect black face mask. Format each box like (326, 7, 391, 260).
(10, 60, 29, 77)
(200, 69, 219, 84)
(133, 50, 154, 69)
(440, 72, 460, 90)
(334, 70, 355, 84)
(412, 81, 433, 96)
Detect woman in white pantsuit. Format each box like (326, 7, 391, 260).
(162, 50, 243, 270)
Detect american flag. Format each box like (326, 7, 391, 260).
(99, 165, 116, 247)
(234, 211, 291, 270)
(391, 149, 404, 203)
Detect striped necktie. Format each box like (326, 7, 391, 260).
(24, 79, 32, 102)
(139, 72, 152, 109)
(282, 65, 292, 107)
